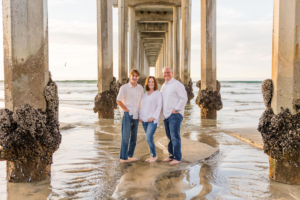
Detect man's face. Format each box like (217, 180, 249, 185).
(130, 73, 140, 83)
(163, 68, 173, 82)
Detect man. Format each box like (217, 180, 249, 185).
(161, 66, 188, 165)
(117, 69, 144, 163)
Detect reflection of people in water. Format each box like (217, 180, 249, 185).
(161, 66, 188, 165)
(117, 69, 143, 163)
(139, 76, 162, 163)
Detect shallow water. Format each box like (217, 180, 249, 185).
(0, 80, 300, 199)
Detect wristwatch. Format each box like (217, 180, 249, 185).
(175, 110, 179, 113)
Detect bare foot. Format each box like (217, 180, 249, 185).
(129, 157, 138, 162)
(169, 160, 181, 165)
(163, 157, 174, 162)
(120, 159, 132, 163)
(145, 157, 153, 162)
(149, 157, 158, 163)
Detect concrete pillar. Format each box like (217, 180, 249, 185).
(165, 32, 169, 66)
(268, 0, 300, 184)
(118, 0, 128, 84)
(271, 0, 300, 115)
(97, 0, 113, 93)
(129, 6, 138, 71)
(173, 6, 181, 80)
(3, 0, 50, 182)
(201, 0, 217, 92)
(181, 0, 192, 85)
(200, 0, 217, 119)
(140, 39, 145, 77)
(168, 21, 173, 68)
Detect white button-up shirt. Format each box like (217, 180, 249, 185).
(117, 82, 144, 119)
(161, 78, 188, 119)
(139, 90, 162, 125)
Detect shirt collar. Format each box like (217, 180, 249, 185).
(128, 81, 138, 88)
(165, 78, 174, 84)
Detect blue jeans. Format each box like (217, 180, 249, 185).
(163, 113, 183, 161)
(142, 122, 158, 157)
(120, 112, 139, 160)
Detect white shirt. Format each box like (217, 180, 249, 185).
(161, 78, 188, 119)
(117, 82, 144, 119)
(139, 90, 162, 125)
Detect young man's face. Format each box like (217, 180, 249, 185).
(130, 73, 140, 83)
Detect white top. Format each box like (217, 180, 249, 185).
(161, 78, 188, 119)
(117, 82, 144, 119)
(139, 90, 162, 125)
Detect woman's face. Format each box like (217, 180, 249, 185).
(148, 78, 155, 90)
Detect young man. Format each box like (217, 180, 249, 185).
(117, 69, 144, 163)
(161, 66, 188, 165)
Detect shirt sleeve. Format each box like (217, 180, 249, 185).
(116, 85, 125, 101)
(152, 92, 162, 120)
(174, 82, 188, 111)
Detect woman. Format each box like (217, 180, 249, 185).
(139, 76, 162, 163)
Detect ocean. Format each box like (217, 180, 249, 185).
(0, 80, 299, 199)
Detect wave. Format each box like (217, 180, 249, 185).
(220, 81, 262, 84)
(56, 80, 97, 84)
(223, 91, 261, 95)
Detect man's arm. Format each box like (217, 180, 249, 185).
(117, 101, 129, 112)
(174, 82, 188, 112)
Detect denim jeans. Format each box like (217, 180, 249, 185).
(163, 113, 183, 161)
(120, 112, 139, 160)
(142, 122, 158, 157)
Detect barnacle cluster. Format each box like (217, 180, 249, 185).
(93, 77, 118, 118)
(183, 78, 194, 103)
(195, 80, 223, 110)
(258, 79, 300, 161)
(0, 77, 61, 165)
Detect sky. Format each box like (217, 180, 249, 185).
(0, 0, 274, 81)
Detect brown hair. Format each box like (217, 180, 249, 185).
(145, 76, 158, 91)
(129, 69, 140, 77)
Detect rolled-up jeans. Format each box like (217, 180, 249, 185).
(142, 122, 158, 157)
(163, 113, 183, 161)
(120, 112, 139, 160)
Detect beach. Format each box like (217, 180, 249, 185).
(0, 80, 300, 199)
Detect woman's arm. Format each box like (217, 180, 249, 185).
(151, 92, 163, 121)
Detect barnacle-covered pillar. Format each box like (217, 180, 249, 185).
(196, 0, 222, 118)
(1, 0, 61, 182)
(173, 6, 181, 80)
(94, 0, 117, 119)
(258, 0, 300, 184)
(181, 0, 194, 103)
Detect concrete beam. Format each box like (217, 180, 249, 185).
(3, 0, 49, 111)
(136, 11, 173, 22)
(271, 0, 300, 115)
(180, 0, 191, 85)
(97, 0, 113, 93)
(127, 0, 181, 6)
(141, 32, 165, 39)
(138, 23, 168, 32)
(201, 0, 216, 91)
(143, 39, 164, 44)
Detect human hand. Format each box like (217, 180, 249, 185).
(124, 108, 130, 112)
(139, 118, 143, 122)
(172, 110, 179, 114)
(148, 117, 155, 122)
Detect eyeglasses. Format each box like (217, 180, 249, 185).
(164, 72, 172, 74)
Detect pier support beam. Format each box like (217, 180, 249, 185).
(181, 0, 194, 103)
(258, 0, 300, 185)
(196, 0, 222, 118)
(1, 0, 61, 182)
(129, 6, 138, 71)
(118, 0, 129, 85)
(173, 6, 181, 80)
(94, 0, 117, 119)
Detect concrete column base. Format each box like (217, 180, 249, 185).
(7, 160, 51, 182)
(269, 157, 300, 185)
(200, 107, 217, 119)
(156, 78, 165, 85)
(98, 110, 114, 119)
